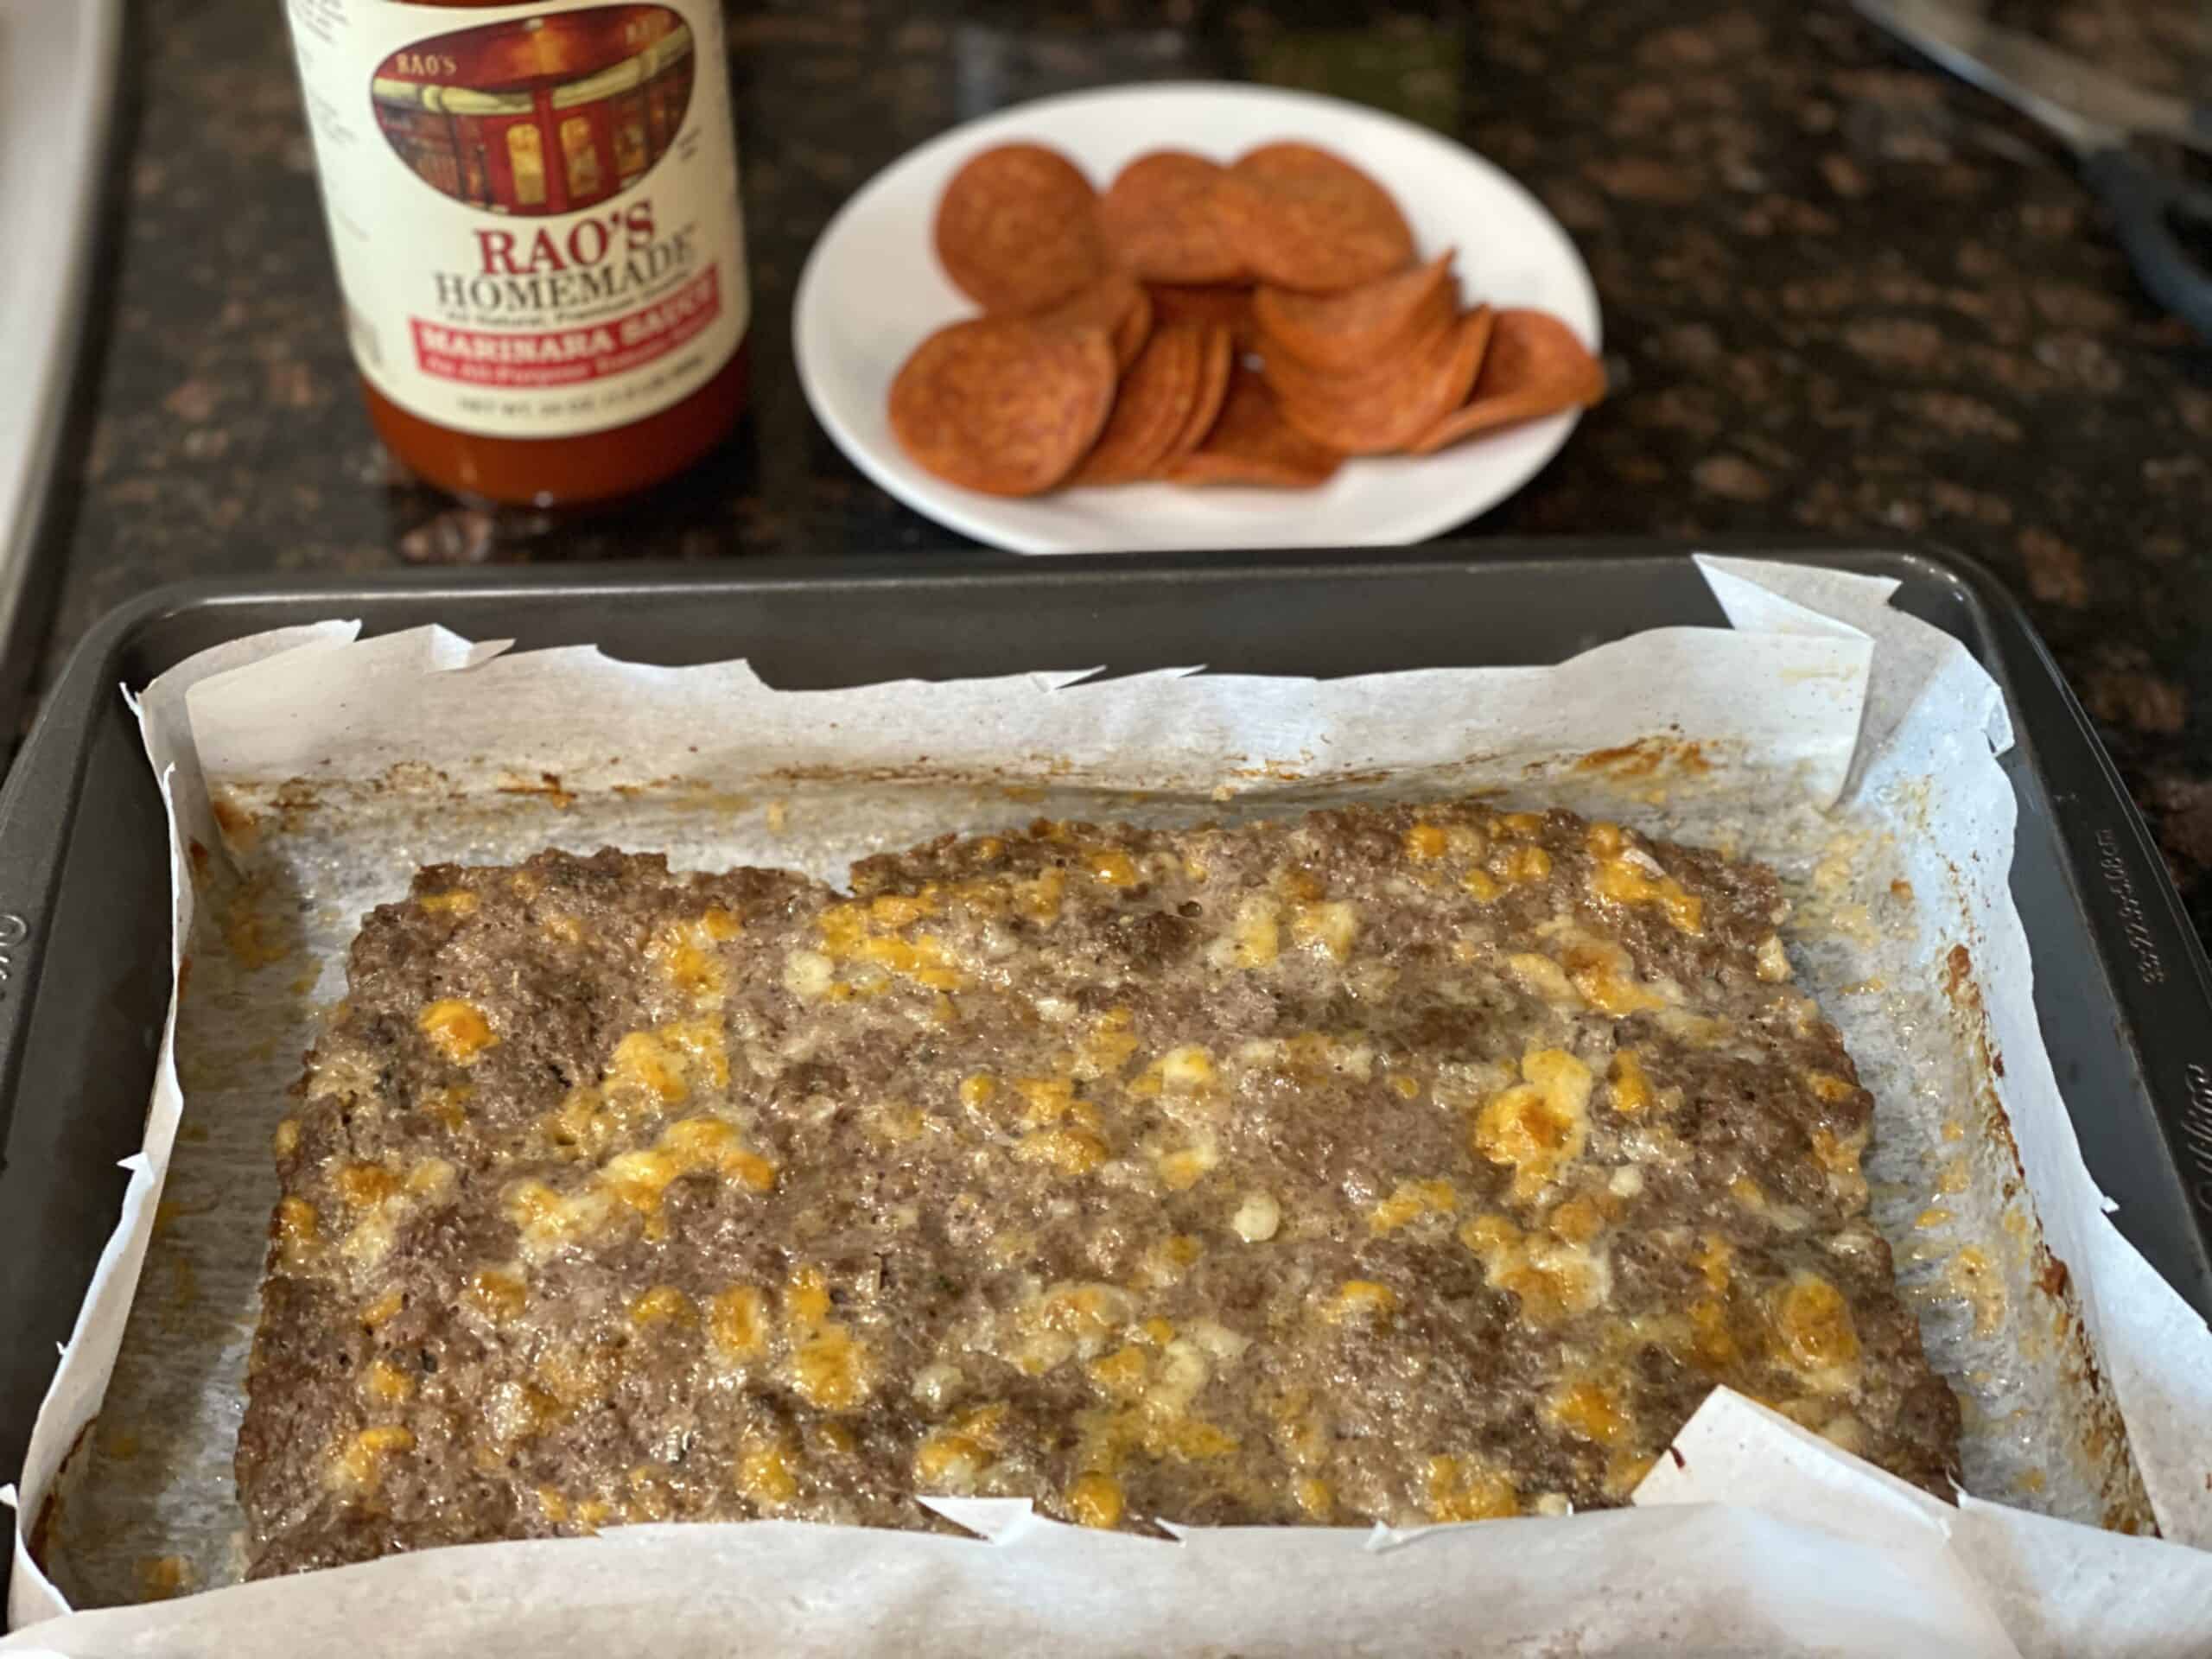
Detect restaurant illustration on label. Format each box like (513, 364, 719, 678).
(369, 5, 696, 218)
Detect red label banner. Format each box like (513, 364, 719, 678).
(410, 266, 721, 388)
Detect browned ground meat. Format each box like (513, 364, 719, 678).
(236, 801, 1960, 1577)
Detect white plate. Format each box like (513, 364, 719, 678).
(792, 81, 1601, 556)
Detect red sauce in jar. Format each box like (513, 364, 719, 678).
(286, 0, 752, 506)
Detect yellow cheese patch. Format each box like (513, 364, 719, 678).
(333, 1425, 415, 1492)
(1320, 1280, 1399, 1327)
(645, 908, 741, 1001)
(1548, 1378, 1630, 1446)
(1494, 844, 1554, 883)
(506, 1180, 614, 1255)
(817, 892, 964, 993)
(1472, 1048, 1593, 1202)
(339, 1209, 398, 1272)
(1015, 1126, 1109, 1176)
(1038, 1282, 1136, 1353)
(1689, 1296, 1739, 1370)
(1087, 1344, 1151, 1399)
(1426, 1454, 1520, 1522)
(1073, 1008, 1141, 1080)
(773, 1268, 873, 1411)
(605, 1019, 730, 1109)
(1505, 952, 1580, 1009)
(1154, 1128, 1217, 1191)
(791, 1325, 872, 1411)
(1067, 1471, 1125, 1529)
(365, 1357, 415, 1403)
(1131, 1234, 1205, 1289)
(1656, 1007, 1730, 1047)
(1010, 1075, 1078, 1123)
(629, 1284, 697, 1328)
(915, 1427, 988, 1491)
(603, 1117, 777, 1211)
(785, 1265, 833, 1330)
(1160, 1045, 1217, 1091)
(418, 999, 496, 1064)
(1290, 899, 1358, 963)
(1227, 896, 1280, 969)
(707, 1285, 769, 1360)
(738, 1433, 800, 1505)
(335, 1163, 399, 1209)
(274, 1196, 319, 1265)
(1084, 849, 1140, 888)
(1560, 936, 1668, 1015)
(1591, 855, 1705, 935)
(467, 1268, 527, 1322)
(1459, 1212, 1611, 1328)
(1809, 1127, 1870, 1208)
(1370, 1179, 1458, 1234)
(1548, 1195, 1603, 1243)
(1775, 1272, 1861, 1373)
(1609, 1050, 1653, 1115)
(511, 1116, 777, 1255)
(1128, 1043, 1218, 1107)
(359, 1287, 404, 1328)
(1404, 823, 1448, 860)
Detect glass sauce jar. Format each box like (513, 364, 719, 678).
(283, 0, 750, 505)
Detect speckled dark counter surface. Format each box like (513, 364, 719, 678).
(37, 0, 2212, 938)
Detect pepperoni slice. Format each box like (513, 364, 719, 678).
(1166, 365, 1342, 487)
(889, 316, 1116, 495)
(1046, 272, 1154, 372)
(1407, 308, 1604, 454)
(1215, 143, 1414, 293)
(1147, 283, 1260, 354)
(1260, 302, 1452, 417)
(1268, 306, 1495, 455)
(1253, 251, 1456, 375)
(1154, 323, 1236, 472)
(933, 143, 1108, 315)
(1099, 151, 1247, 285)
(1072, 321, 1209, 486)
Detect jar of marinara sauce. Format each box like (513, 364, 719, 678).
(283, 0, 750, 505)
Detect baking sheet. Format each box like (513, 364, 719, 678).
(7, 556, 2212, 1655)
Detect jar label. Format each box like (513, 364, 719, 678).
(285, 0, 749, 439)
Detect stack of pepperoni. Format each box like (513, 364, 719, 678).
(889, 141, 1605, 497)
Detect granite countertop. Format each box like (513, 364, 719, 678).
(41, 0, 2212, 939)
